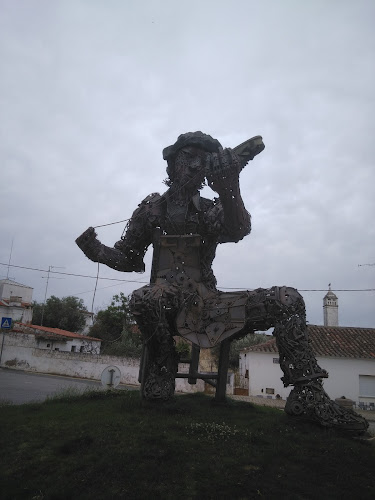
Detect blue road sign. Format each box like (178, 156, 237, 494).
(1, 317, 12, 329)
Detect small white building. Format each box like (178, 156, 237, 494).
(239, 326, 375, 407)
(239, 288, 375, 407)
(0, 279, 33, 324)
(13, 323, 102, 354)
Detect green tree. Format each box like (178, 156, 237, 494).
(89, 293, 142, 357)
(32, 296, 87, 332)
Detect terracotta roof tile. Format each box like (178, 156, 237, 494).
(244, 325, 375, 359)
(14, 323, 102, 342)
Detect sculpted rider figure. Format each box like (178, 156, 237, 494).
(76, 131, 368, 431)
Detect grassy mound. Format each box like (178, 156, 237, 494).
(0, 390, 374, 499)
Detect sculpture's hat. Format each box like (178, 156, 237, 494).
(162, 131, 222, 160)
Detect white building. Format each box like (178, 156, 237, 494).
(239, 289, 375, 407)
(0, 279, 33, 324)
(13, 323, 102, 354)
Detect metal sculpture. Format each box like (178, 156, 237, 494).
(76, 131, 368, 432)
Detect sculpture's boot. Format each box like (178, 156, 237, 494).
(271, 287, 369, 433)
(285, 381, 369, 433)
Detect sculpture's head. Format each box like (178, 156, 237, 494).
(163, 131, 222, 188)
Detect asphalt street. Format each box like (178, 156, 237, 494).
(0, 368, 135, 404)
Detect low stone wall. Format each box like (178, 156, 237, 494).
(30, 349, 141, 385)
(0, 332, 214, 393)
(1, 333, 140, 384)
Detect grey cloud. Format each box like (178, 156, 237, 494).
(1, 0, 374, 327)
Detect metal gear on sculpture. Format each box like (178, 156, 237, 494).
(285, 382, 368, 431)
(76, 131, 368, 433)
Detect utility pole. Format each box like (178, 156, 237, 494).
(0, 237, 15, 280)
(40, 265, 65, 326)
(6, 237, 14, 279)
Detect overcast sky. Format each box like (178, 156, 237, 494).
(1, 0, 374, 328)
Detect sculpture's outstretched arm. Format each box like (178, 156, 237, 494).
(76, 194, 159, 272)
(75, 227, 146, 272)
(207, 148, 251, 243)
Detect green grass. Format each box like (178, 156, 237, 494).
(0, 391, 374, 500)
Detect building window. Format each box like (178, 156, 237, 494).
(54, 348, 59, 351)
(71, 346, 76, 352)
(46, 343, 50, 348)
(245, 369, 249, 379)
(266, 388, 275, 395)
(359, 375, 375, 398)
(273, 358, 279, 364)
(80, 346, 84, 353)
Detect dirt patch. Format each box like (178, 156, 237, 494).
(5, 359, 17, 367)
(5, 359, 30, 369)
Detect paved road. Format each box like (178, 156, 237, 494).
(0, 368, 136, 404)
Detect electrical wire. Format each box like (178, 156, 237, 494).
(73, 282, 128, 295)
(220, 287, 375, 292)
(92, 165, 210, 234)
(94, 218, 130, 229)
(1, 262, 374, 293)
(0, 262, 148, 284)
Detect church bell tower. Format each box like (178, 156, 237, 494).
(323, 284, 338, 326)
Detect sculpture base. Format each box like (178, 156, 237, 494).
(142, 364, 176, 401)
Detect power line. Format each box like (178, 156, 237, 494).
(0, 262, 148, 284)
(73, 282, 126, 296)
(293, 288, 374, 292)
(1, 262, 374, 293)
(220, 287, 375, 292)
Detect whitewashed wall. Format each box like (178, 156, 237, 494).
(239, 351, 375, 403)
(0, 332, 209, 394)
(321, 357, 375, 404)
(36, 336, 101, 354)
(239, 351, 290, 399)
(0, 281, 33, 302)
(0, 305, 32, 324)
